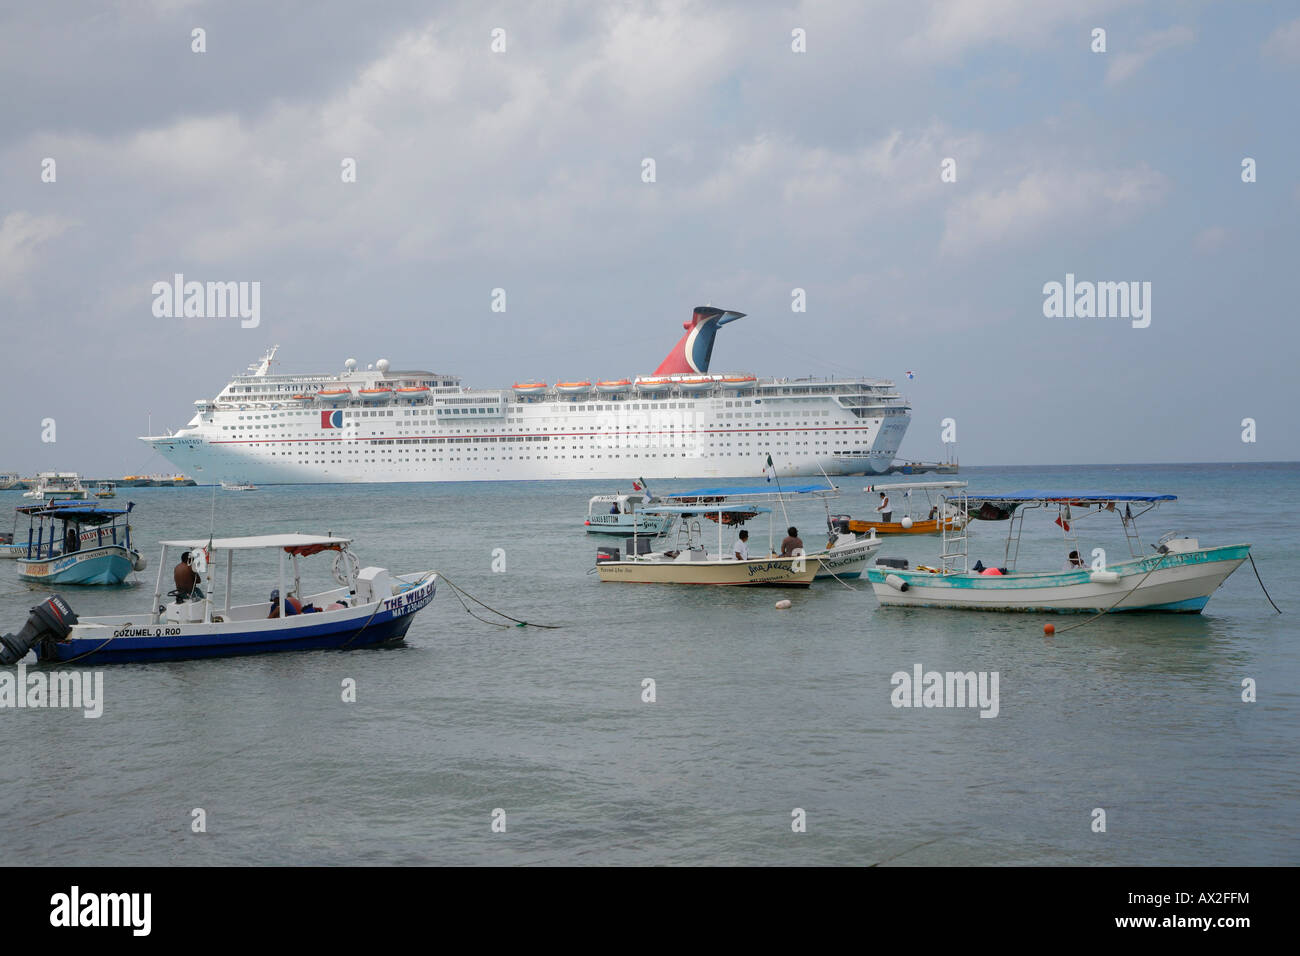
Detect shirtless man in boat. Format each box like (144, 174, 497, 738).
(780, 527, 804, 557)
(174, 551, 201, 600)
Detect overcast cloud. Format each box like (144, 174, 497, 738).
(1, 0, 1296, 475)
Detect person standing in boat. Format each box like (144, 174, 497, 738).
(734, 529, 750, 561)
(876, 492, 892, 523)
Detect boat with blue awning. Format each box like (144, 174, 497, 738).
(866, 490, 1250, 613)
(14, 501, 146, 585)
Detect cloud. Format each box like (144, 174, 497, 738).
(1262, 17, 1300, 64)
(940, 163, 1169, 254)
(0, 212, 75, 293)
(1105, 25, 1195, 86)
(904, 0, 1126, 61)
(1193, 226, 1229, 252)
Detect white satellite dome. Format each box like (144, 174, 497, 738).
(344, 358, 357, 370)
(376, 358, 390, 372)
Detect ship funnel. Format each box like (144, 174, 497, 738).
(652, 307, 746, 375)
(0, 595, 78, 665)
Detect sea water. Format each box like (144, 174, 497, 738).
(0, 462, 1296, 865)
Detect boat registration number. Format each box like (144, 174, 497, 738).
(112, 626, 183, 638)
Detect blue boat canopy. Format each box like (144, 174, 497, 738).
(665, 482, 836, 499)
(966, 491, 1177, 504)
(21, 502, 134, 523)
(641, 505, 773, 515)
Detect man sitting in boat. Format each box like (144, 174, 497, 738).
(174, 551, 202, 600)
(734, 529, 750, 561)
(780, 527, 804, 557)
(1062, 550, 1085, 571)
(63, 523, 80, 554)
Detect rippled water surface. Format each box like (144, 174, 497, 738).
(1, 463, 1296, 865)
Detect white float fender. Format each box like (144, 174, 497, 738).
(1090, 570, 1120, 584)
(132, 553, 148, 572)
(885, 573, 909, 592)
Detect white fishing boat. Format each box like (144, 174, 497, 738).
(220, 480, 258, 491)
(866, 490, 1250, 613)
(595, 481, 880, 585)
(0, 533, 437, 665)
(21, 472, 88, 501)
(584, 486, 671, 536)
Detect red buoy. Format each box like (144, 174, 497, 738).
(1044, 623, 1055, 635)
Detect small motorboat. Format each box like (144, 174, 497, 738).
(585, 485, 671, 537)
(0, 533, 437, 665)
(596, 505, 818, 586)
(866, 491, 1250, 613)
(22, 472, 88, 501)
(14, 501, 146, 585)
(93, 482, 117, 499)
(595, 479, 880, 585)
(846, 481, 969, 534)
(220, 480, 257, 491)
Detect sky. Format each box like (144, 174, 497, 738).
(1, 0, 1297, 476)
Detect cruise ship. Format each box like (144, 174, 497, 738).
(141, 308, 911, 483)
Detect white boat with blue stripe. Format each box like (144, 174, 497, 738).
(1, 533, 437, 665)
(866, 491, 1249, 613)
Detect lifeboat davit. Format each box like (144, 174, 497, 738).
(316, 388, 352, 401)
(357, 387, 393, 402)
(676, 376, 717, 392)
(555, 381, 594, 395)
(595, 379, 632, 394)
(635, 376, 671, 393)
(513, 382, 548, 396)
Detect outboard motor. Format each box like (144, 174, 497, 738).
(0, 595, 78, 664)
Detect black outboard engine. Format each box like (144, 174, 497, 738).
(0, 595, 78, 664)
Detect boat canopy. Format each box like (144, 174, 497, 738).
(863, 481, 968, 493)
(158, 533, 352, 551)
(20, 502, 134, 524)
(664, 482, 836, 499)
(966, 491, 1177, 504)
(641, 505, 774, 515)
(963, 491, 1176, 522)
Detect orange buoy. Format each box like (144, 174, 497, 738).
(1044, 623, 1055, 635)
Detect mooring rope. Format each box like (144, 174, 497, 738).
(1053, 553, 1168, 634)
(1248, 553, 1282, 614)
(437, 575, 560, 629)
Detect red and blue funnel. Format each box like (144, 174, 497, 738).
(653, 307, 746, 375)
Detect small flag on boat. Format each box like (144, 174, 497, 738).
(906, 370, 915, 380)
(1054, 514, 1071, 533)
(763, 453, 776, 482)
